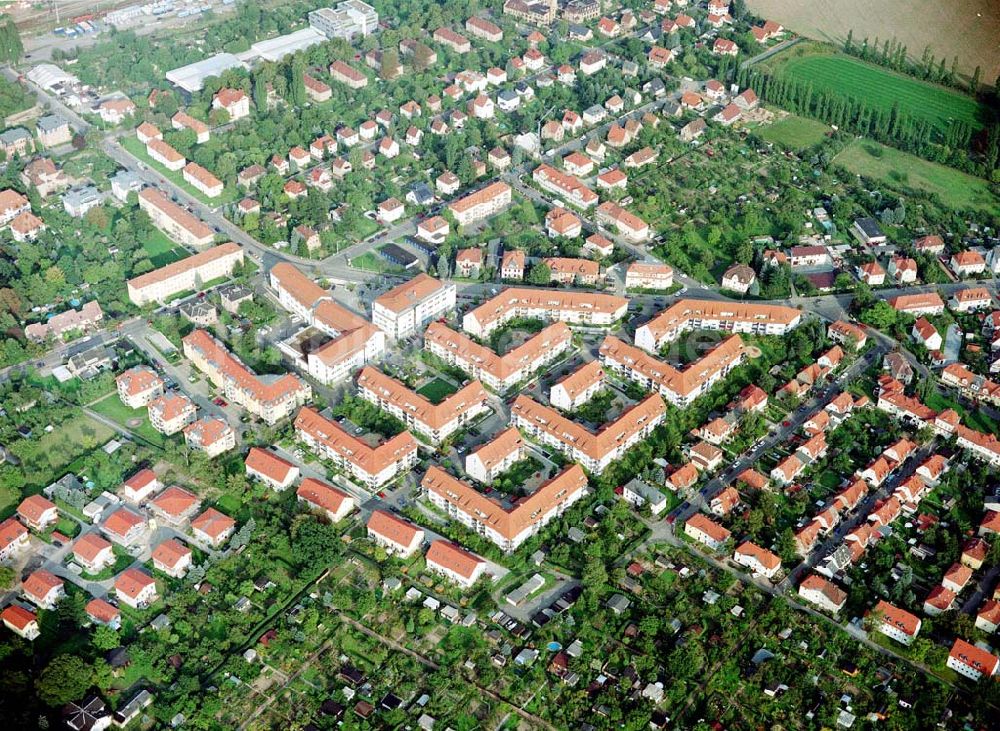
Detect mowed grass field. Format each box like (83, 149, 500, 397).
(758, 114, 830, 148)
(142, 229, 190, 267)
(834, 140, 999, 214)
(767, 45, 985, 134)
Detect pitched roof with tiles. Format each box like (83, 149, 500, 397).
(367, 509, 422, 548)
(426, 539, 486, 580)
(17, 494, 56, 525)
(191, 508, 235, 540)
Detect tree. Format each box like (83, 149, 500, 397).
(289, 56, 306, 107)
(0, 17, 23, 63)
(526, 263, 551, 285)
(970, 65, 981, 95)
(91, 625, 120, 652)
(0, 565, 13, 590)
(36, 655, 93, 706)
(380, 49, 401, 80)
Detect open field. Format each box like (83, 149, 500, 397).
(763, 43, 986, 134)
(757, 114, 830, 148)
(833, 139, 1000, 214)
(748, 0, 1000, 81)
(9, 415, 115, 487)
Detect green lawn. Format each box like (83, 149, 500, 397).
(834, 140, 1000, 214)
(142, 229, 190, 267)
(924, 390, 1000, 435)
(758, 114, 830, 149)
(9, 416, 115, 488)
(89, 393, 169, 449)
(415, 377, 459, 404)
(121, 136, 237, 206)
(0, 484, 19, 519)
(349, 251, 402, 273)
(768, 44, 986, 134)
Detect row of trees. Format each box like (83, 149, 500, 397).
(843, 29, 994, 95)
(736, 64, 999, 181)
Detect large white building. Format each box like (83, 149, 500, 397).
(127, 242, 243, 306)
(308, 0, 379, 39)
(270, 263, 385, 384)
(372, 274, 456, 339)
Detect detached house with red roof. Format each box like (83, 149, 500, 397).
(367, 510, 424, 557)
(872, 600, 921, 645)
(947, 638, 999, 681)
(798, 574, 846, 614)
(245, 447, 299, 491)
(150, 485, 201, 525)
(17, 494, 58, 531)
(23, 569, 64, 609)
(733, 541, 781, 579)
(85, 598, 120, 629)
(426, 540, 487, 589)
(152, 539, 193, 578)
(2, 604, 39, 640)
(114, 567, 158, 609)
(684, 513, 730, 550)
(0, 518, 29, 562)
(121, 468, 161, 504)
(73, 533, 115, 574)
(212, 88, 250, 121)
(296, 477, 355, 523)
(191, 508, 236, 547)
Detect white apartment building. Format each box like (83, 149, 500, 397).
(372, 273, 456, 339)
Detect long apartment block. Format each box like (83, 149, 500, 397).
(127, 242, 243, 306)
(599, 334, 745, 408)
(463, 287, 628, 338)
(510, 393, 665, 474)
(422, 464, 588, 552)
(424, 321, 572, 393)
(294, 406, 418, 488)
(634, 299, 802, 352)
(356, 366, 488, 444)
(182, 330, 311, 424)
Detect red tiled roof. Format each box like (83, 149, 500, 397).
(426, 539, 485, 580)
